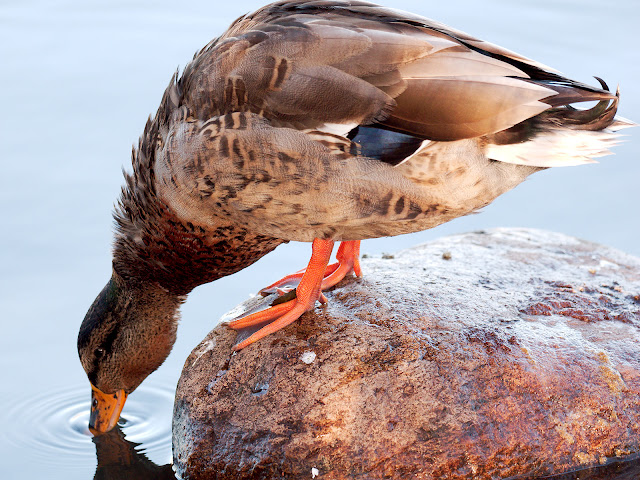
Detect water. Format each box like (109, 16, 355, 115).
(0, 1, 637, 479)
(1, 385, 173, 470)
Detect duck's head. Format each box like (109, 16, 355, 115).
(77, 271, 182, 434)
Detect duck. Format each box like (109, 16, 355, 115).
(77, 0, 632, 433)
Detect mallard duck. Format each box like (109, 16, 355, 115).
(78, 0, 632, 433)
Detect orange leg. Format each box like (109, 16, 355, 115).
(260, 240, 362, 294)
(229, 238, 335, 351)
(321, 240, 362, 289)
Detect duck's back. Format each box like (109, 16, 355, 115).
(143, 0, 629, 242)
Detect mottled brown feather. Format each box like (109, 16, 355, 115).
(111, 0, 626, 291)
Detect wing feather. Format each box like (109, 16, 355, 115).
(180, 0, 619, 150)
(387, 77, 555, 140)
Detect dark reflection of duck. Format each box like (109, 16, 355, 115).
(77, 0, 633, 434)
(525, 455, 640, 480)
(92, 426, 175, 480)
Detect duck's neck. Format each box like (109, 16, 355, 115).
(112, 197, 215, 296)
(112, 105, 284, 295)
(112, 173, 284, 296)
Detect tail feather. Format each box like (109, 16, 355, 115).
(537, 80, 616, 109)
(486, 129, 622, 167)
(538, 78, 621, 131)
(607, 114, 636, 131)
(486, 79, 635, 167)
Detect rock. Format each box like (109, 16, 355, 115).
(172, 228, 640, 480)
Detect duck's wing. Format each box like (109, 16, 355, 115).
(149, 0, 627, 241)
(176, 0, 618, 155)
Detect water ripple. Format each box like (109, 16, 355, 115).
(1, 383, 175, 467)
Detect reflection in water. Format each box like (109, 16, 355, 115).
(548, 456, 640, 480)
(0, 384, 175, 477)
(89, 425, 639, 480)
(92, 426, 176, 480)
(511, 454, 640, 480)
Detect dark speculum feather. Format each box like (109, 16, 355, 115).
(350, 126, 424, 166)
(485, 121, 540, 146)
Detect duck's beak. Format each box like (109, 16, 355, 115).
(89, 384, 127, 434)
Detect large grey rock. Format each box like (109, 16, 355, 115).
(173, 229, 640, 479)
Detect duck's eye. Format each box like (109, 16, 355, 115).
(95, 347, 105, 359)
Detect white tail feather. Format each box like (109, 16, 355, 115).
(486, 127, 624, 167)
(609, 116, 637, 131)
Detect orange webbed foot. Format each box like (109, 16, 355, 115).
(228, 238, 336, 351)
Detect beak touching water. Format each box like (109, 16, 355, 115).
(89, 384, 128, 434)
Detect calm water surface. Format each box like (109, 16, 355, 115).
(1, 1, 638, 478)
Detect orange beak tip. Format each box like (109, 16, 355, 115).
(88, 384, 127, 435)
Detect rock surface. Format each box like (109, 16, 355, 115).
(172, 229, 640, 480)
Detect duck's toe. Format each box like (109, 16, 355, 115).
(229, 238, 335, 350)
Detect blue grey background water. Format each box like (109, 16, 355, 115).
(0, 0, 638, 478)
